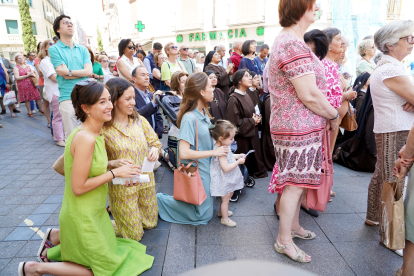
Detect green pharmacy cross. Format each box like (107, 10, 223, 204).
(135, 21, 145, 32)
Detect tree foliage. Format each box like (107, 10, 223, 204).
(18, 0, 37, 53)
(97, 27, 103, 52)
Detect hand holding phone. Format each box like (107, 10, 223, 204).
(243, 150, 255, 159)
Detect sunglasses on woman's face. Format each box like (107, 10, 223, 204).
(127, 46, 135, 50)
(48, 42, 54, 46)
(170, 46, 178, 50)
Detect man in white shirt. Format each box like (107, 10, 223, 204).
(216, 44, 227, 69)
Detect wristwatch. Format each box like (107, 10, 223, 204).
(68, 70, 72, 77)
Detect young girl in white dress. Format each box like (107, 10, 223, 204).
(210, 120, 246, 227)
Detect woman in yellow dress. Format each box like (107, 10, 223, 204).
(102, 78, 162, 241)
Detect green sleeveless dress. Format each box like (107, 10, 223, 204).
(47, 128, 154, 275)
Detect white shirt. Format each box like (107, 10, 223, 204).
(234, 88, 246, 96)
(117, 55, 141, 80)
(39, 56, 59, 99)
(371, 54, 414, 133)
(102, 68, 114, 84)
(196, 63, 204, 72)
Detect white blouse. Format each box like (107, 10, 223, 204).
(370, 54, 414, 134)
(117, 55, 142, 80)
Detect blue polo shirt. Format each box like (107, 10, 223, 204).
(48, 40, 91, 102)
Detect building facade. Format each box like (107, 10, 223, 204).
(0, 0, 63, 60)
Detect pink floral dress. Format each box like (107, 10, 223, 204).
(321, 59, 342, 108)
(267, 33, 327, 194)
(16, 65, 40, 102)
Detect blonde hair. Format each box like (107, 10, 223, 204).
(154, 52, 164, 65)
(14, 53, 23, 62)
(210, 120, 238, 141)
(196, 53, 205, 64)
(98, 55, 108, 62)
(357, 39, 374, 56)
(164, 42, 175, 57)
(38, 39, 52, 60)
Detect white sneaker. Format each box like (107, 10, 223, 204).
(221, 218, 236, 227)
(31, 110, 36, 114)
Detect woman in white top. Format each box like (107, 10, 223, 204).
(38, 39, 65, 147)
(195, 53, 205, 73)
(356, 39, 376, 77)
(366, 20, 414, 231)
(117, 39, 144, 82)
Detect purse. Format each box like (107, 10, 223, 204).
(27, 67, 39, 87)
(173, 112, 207, 205)
(3, 90, 17, 106)
(340, 101, 358, 131)
(306, 129, 333, 212)
(380, 177, 405, 250)
(53, 154, 65, 176)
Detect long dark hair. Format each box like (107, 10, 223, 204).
(104, 78, 139, 126)
(229, 69, 248, 95)
(71, 81, 104, 122)
(176, 72, 212, 128)
(118, 38, 133, 57)
(304, 29, 329, 60)
(203, 51, 216, 71)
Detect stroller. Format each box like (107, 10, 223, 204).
(156, 93, 255, 202)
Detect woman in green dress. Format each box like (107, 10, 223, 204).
(18, 80, 154, 276)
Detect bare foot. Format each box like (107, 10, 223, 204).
(278, 238, 311, 261)
(40, 247, 50, 262)
(49, 228, 60, 246)
(23, 261, 42, 276)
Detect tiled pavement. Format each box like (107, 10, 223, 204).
(0, 110, 403, 276)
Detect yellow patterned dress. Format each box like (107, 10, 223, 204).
(102, 116, 162, 241)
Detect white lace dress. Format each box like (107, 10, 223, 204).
(210, 146, 244, 197)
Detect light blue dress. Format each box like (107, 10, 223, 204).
(157, 108, 214, 225)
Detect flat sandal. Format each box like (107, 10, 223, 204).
(274, 239, 311, 263)
(291, 227, 316, 240)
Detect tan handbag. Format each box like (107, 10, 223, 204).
(53, 154, 65, 176)
(27, 67, 39, 87)
(173, 112, 207, 205)
(340, 101, 357, 131)
(380, 178, 405, 250)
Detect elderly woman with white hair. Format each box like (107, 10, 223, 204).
(365, 20, 414, 239)
(356, 39, 377, 77)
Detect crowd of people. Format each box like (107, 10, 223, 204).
(1, 0, 412, 275)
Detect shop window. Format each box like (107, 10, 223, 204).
(42, 2, 46, 17)
(5, 20, 19, 34)
(28, 0, 32, 7)
(1, 0, 14, 3)
(32, 22, 37, 35)
(175, 0, 202, 31)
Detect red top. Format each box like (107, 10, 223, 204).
(34, 57, 44, 86)
(230, 52, 243, 72)
(113, 57, 121, 71)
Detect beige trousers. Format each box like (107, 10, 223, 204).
(59, 100, 77, 139)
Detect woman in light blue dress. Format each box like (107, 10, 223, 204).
(156, 72, 229, 225)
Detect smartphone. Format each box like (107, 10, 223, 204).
(353, 82, 362, 91)
(227, 58, 232, 64)
(243, 150, 255, 158)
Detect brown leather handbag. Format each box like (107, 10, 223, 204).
(340, 101, 358, 131)
(173, 112, 207, 205)
(28, 67, 38, 87)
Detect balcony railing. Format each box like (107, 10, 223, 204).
(47, 0, 61, 13)
(1, 34, 23, 44)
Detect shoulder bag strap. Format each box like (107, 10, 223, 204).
(177, 112, 199, 168)
(177, 60, 184, 71)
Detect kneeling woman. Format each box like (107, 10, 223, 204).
(19, 80, 154, 276)
(102, 78, 162, 241)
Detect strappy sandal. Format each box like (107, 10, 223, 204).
(330, 190, 336, 197)
(18, 262, 26, 276)
(27, 113, 34, 117)
(274, 239, 311, 263)
(396, 268, 403, 276)
(291, 227, 316, 240)
(37, 228, 54, 262)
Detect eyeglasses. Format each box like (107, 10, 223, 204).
(76, 78, 97, 86)
(244, 73, 252, 78)
(170, 46, 178, 49)
(400, 35, 414, 44)
(127, 46, 135, 50)
(48, 42, 54, 46)
(181, 48, 189, 51)
(62, 20, 74, 26)
(101, 60, 108, 63)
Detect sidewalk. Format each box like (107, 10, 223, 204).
(0, 112, 403, 276)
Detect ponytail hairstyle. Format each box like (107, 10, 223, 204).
(229, 69, 248, 95)
(104, 78, 139, 126)
(71, 80, 105, 122)
(176, 72, 212, 128)
(210, 119, 238, 141)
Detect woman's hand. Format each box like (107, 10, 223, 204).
(226, 64, 234, 74)
(394, 158, 409, 178)
(344, 89, 357, 101)
(124, 179, 140, 188)
(252, 114, 261, 125)
(147, 147, 159, 162)
(403, 102, 414, 112)
(214, 146, 229, 157)
(113, 164, 142, 178)
(109, 159, 133, 169)
(326, 117, 339, 131)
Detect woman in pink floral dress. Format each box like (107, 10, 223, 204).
(13, 54, 43, 117)
(267, 0, 339, 263)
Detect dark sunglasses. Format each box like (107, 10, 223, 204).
(170, 46, 178, 49)
(181, 48, 189, 51)
(48, 42, 54, 46)
(76, 78, 97, 86)
(127, 46, 135, 50)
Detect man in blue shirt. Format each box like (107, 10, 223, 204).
(49, 14, 92, 139)
(143, 42, 163, 86)
(131, 66, 163, 138)
(254, 44, 269, 77)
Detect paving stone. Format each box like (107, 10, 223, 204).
(43, 214, 59, 226)
(334, 241, 402, 276)
(31, 226, 59, 241)
(146, 246, 167, 266)
(141, 264, 163, 276)
(43, 195, 63, 204)
(53, 205, 61, 214)
(10, 204, 39, 215)
(154, 219, 171, 230)
(167, 224, 195, 247)
(197, 216, 274, 246)
(336, 192, 369, 213)
(1, 215, 26, 228)
(0, 257, 36, 275)
(2, 196, 29, 205)
(314, 213, 379, 242)
(4, 227, 37, 241)
(23, 180, 48, 188)
(19, 214, 52, 227)
(140, 229, 169, 246)
(0, 205, 18, 216)
(0, 228, 14, 241)
(322, 196, 355, 214)
(31, 204, 60, 214)
(16, 240, 40, 257)
(21, 195, 49, 205)
(0, 241, 26, 258)
(163, 244, 195, 275)
(0, 258, 11, 272)
(51, 186, 65, 195)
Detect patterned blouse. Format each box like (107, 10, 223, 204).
(321, 58, 342, 109)
(102, 116, 162, 190)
